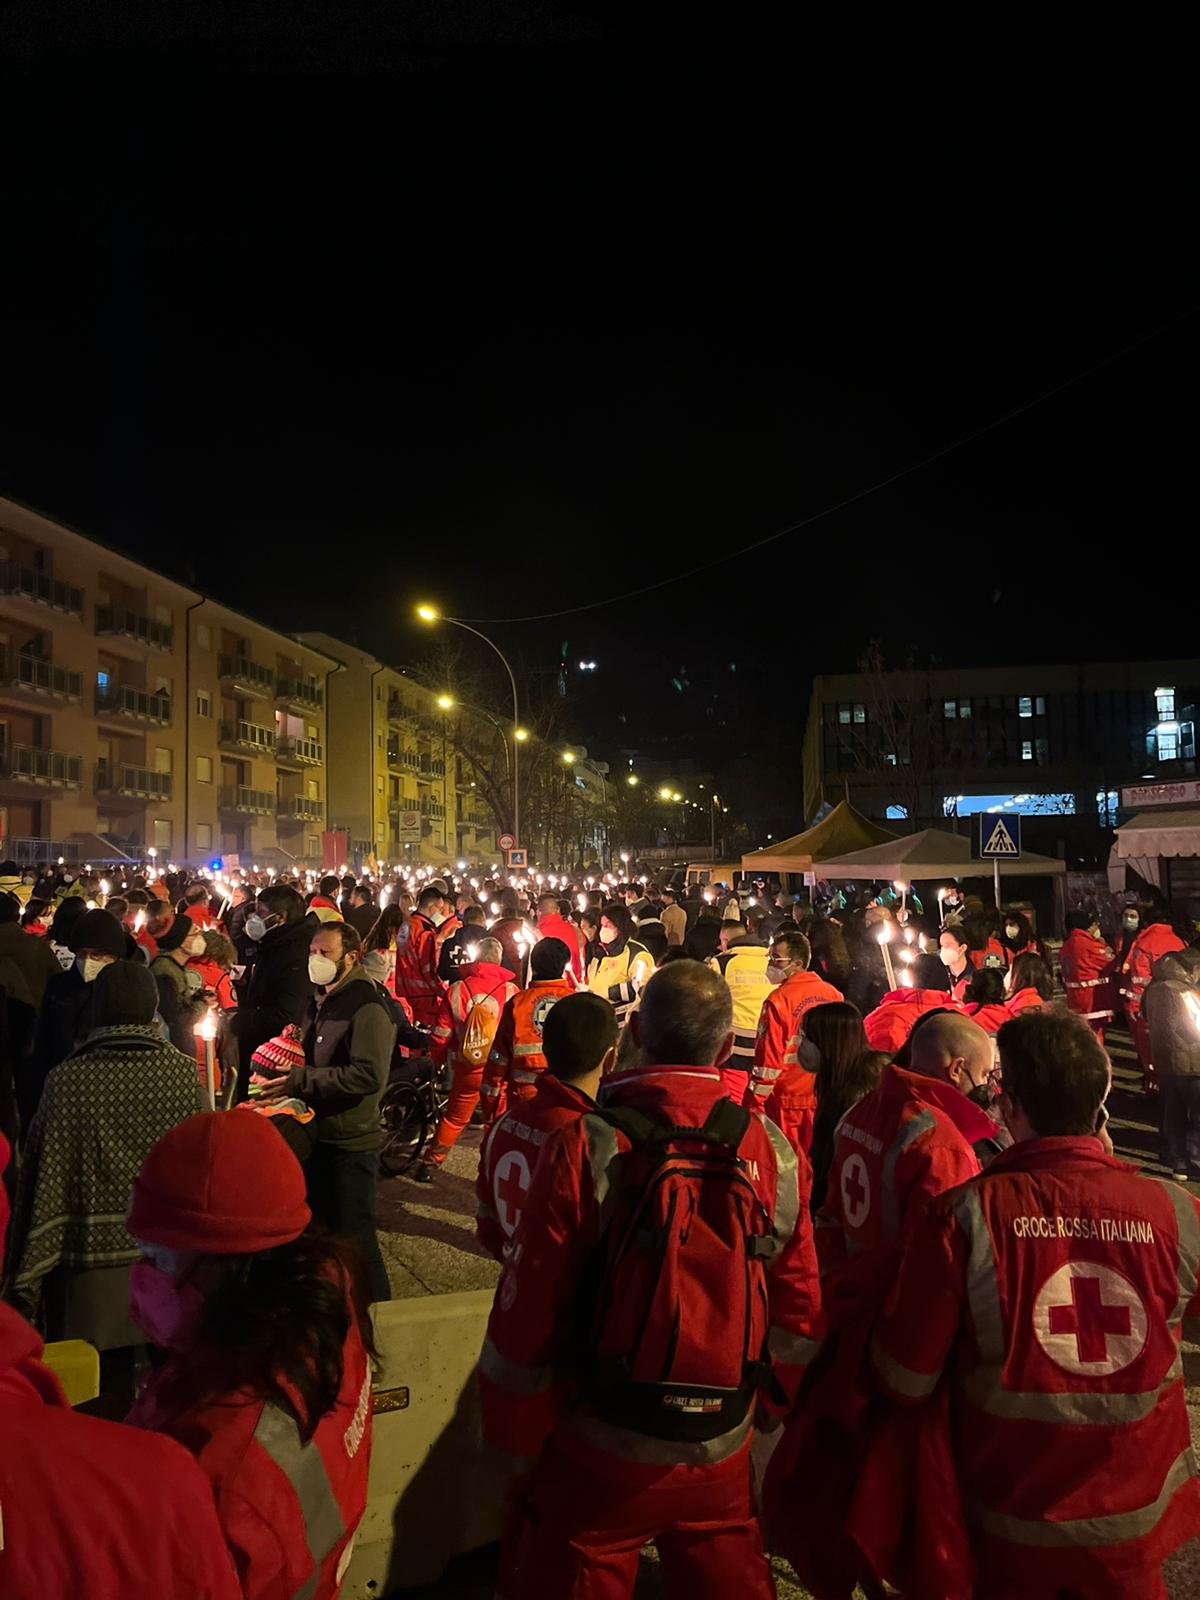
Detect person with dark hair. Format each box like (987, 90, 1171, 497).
(126, 1111, 375, 1598)
(476, 991, 617, 1261)
(809, 1046, 888, 1214)
(998, 908, 1040, 962)
(1144, 946, 1200, 1180)
(47, 894, 88, 972)
(344, 883, 378, 942)
(1005, 950, 1053, 1013)
(748, 930, 843, 1153)
(482, 936, 577, 1116)
(586, 902, 654, 1025)
(480, 959, 820, 1597)
(578, 907, 601, 967)
(0, 889, 60, 1008)
(1121, 898, 1186, 1090)
(637, 922, 669, 967)
(660, 887, 687, 948)
(8, 961, 204, 1346)
(709, 921, 774, 1105)
(437, 902, 488, 980)
(230, 884, 314, 1097)
(796, 1002, 868, 1202)
(871, 1010, 1200, 1599)
(962, 963, 1012, 1033)
(24, 907, 128, 1130)
(255, 920, 395, 1302)
(806, 916, 852, 990)
(149, 912, 210, 1056)
(20, 895, 52, 935)
(936, 923, 974, 1002)
(1059, 906, 1117, 1041)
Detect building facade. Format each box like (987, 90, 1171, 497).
(0, 497, 336, 868)
(804, 659, 1200, 863)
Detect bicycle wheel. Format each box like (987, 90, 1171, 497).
(379, 1082, 429, 1176)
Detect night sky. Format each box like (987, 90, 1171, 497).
(3, 9, 1195, 810)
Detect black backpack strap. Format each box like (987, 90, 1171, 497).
(595, 1105, 666, 1150)
(701, 1097, 750, 1150)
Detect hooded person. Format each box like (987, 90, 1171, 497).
(125, 1111, 376, 1600)
(0, 1130, 242, 1598)
(148, 910, 211, 1056)
(7, 960, 206, 1346)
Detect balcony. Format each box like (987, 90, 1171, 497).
(277, 735, 323, 766)
(218, 654, 275, 697)
(0, 745, 83, 788)
(219, 719, 276, 755)
(1, 650, 83, 703)
(95, 605, 173, 650)
(278, 796, 324, 823)
(417, 755, 446, 781)
(387, 694, 416, 725)
(219, 785, 276, 816)
(277, 678, 323, 713)
(95, 760, 173, 801)
(95, 682, 172, 726)
(420, 798, 446, 820)
(0, 560, 84, 618)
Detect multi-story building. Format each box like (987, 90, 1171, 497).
(298, 633, 500, 865)
(803, 659, 1200, 863)
(0, 496, 336, 868)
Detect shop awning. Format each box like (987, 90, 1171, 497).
(1108, 808, 1200, 891)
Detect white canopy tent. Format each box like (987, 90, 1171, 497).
(814, 826, 1067, 882)
(1107, 807, 1200, 891)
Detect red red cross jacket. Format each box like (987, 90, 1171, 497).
(479, 1064, 822, 1468)
(1122, 922, 1186, 1019)
(393, 912, 459, 1039)
(1059, 927, 1117, 1024)
(749, 970, 843, 1151)
(535, 912, 586, 981)
(874, 1138, 1200, 1598)
(439, 961, 519, 1069)
(863, 988, 966, 1053)
(475, 1072, 594, 1260)
(127, 1317, 372, 1600)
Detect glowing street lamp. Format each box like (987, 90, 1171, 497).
(562, 750, 577, 764)
(416, 603, 439, 623)
(659, 786, 673, 801)
(514, 727, 529, 743)
(626, 773, 639, 787)
(436, 694, 455, 711)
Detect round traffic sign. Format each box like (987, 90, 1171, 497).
(498, 833, 516, 851)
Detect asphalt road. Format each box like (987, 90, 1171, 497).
(374, 1032, 1200, 1598)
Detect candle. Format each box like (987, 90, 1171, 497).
(876, 922, 897, 989)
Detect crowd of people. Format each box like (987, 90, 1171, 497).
(2, 849, 1200, 1595)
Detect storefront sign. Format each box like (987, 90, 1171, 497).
(1121, 780, 1200, 809)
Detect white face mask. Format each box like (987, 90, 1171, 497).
(184, 933, 206, 958)
(599, 925, 618, 945)
(939, 946, 960, 968)
(79, 954, 110, 983)
(1004, 924, 1019, 940)
(308, 952, 340, 987)
(766, 961, 792, 985)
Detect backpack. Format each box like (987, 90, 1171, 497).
(577, 1098, 779, 1443)
(460, 985, 504, 1066)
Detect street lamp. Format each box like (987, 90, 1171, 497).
(562, 750, 576, 764)
(658, 786, 673, 801)
(417, 602, 522, 847)
(514, 727, 529, 743)
(436, 693, 455, 711)
(626, 773, 639, 787)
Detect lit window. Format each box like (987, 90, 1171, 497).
(196, 755, 212, 783)
(853, 704, 866, 724)
(944, 700, 957, 719)
(838, 705, 851, 725)
(959, 700, 971, 718)
(1019, 697, 1033, 719)
(1158, 730, 1179, 761)
(884, 752, 898, 765)
(196, 823, 212, 851)
(1022, 740, 1033, 761)
(97, 670, 109, 692)
(154, 747, 172, 775)
(1156, 686, 1176, 719)
(885, 804, 909, 820)
(196, 690, 211, 718)
(152, 819, 171, 848)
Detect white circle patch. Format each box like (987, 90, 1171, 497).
(1032, 1261, 1148, 1377)
(841, 1152, 871, 1229)
(493, 1148, 532, 1236)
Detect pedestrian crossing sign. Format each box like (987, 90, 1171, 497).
(978, 813, 1022, 859)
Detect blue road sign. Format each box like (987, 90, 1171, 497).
(977, 812, 1022, 859)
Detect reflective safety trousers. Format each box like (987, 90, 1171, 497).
(128, 1322, 373, 1600)
(874, 1138, 1200, 1597)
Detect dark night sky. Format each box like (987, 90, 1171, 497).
(3, 8, 1195, 799)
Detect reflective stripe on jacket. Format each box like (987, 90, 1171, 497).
(475, 1073, 594, 1259)
(483, 979, 575, 1099)
(751, 970, 843, 1104)
(710, 944, 774, 1059)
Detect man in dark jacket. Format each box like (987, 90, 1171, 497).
(147, 912, 208, 1056)
(258, 920, 395, 1302)
(23, 908, 126, 1132)
(1144, 947, 1200, 1180)
(230, 884, 314, 1103)
(0, 891, 61, 1009)
(344, 885, 378, 941)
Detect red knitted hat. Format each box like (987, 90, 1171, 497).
(129, 1112, 310, 1254)
(250, 1023, 307, 1080)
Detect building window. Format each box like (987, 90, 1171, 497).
(154, 747, 172, 774)
(196, 755, 213, 783)
(943, 700, 957, 719)
(1158, 729, 1179, 761)
(853, 703, 866, 724)
(97, 669, 110, 693)
(1035, 737, 1049, 764)
(1035, 696, 1046, 715)
(958, 699, 972, 718)
(306, 778, 319, 800)
(884, 752, 898, 765)
(1096, 789, 1119, 828)
(152, 819, 172, 848)
(1022, 740, 1033, 761)
(196, 823, 213, 851)
(1019, 697, 1033, 719)
(196, 623, 212, 650)
(196, 690, 211, 718)
(838, 704, 851, 725)
(1156, 686, 1176, 720)
(308, 835, 320, 856)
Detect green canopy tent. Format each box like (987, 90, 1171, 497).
(740, 802, 897, 876)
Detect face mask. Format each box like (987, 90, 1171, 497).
(766, 961, 791, 985)
(1123, 914, 1139, 930)
(184, 933, 206, 957)
(939, 946, 959, 967)
(1004, 924, 1019, 940)
(428, 909, 447, 927)
(61, 875, 74, 885)
(244, 914, 267, 942)
(129, 1260, 206, 1352)
(966, 1080, 996, 1110)
(1089, 925, 1101, 940)
(78, 955, 109, 983)
(599, 925, 618, 945)
(798, 1038, 820, 1072)
(308, 952, 340, 987)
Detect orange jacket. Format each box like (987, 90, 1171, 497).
(864, 988, 966, 1053)
(750, 969, 843, 1109)
(483, 978, 575, 1104)
(394, 912, 460, 1037)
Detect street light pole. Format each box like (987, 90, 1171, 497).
(711, 793, 718, 857)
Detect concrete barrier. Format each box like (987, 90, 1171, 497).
(346, 1289, 515, 1596)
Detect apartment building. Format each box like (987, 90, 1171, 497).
(298, 633, 500, 865)
(0, 496, 336, 867)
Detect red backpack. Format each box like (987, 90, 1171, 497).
(577, 1099, 780, 1443)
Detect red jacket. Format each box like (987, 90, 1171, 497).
(479, 1064, 822, 1466)
(1059, 928, 1117, 1024)
(475, 1072, 594, 1259)
(483, 977, 576, 1103)
(394, 912, 459, 1038)
(188, 956, 239, 1011)
(439, 960, 519, 1069)
(874, 1138, 1200, 1597)
(536, 912, 585, 982)
(1122, 922, 1186, 1018)
(128, 1317, 372, 1600)
(817, 1063, 996, 1328)
(750, 968, 844, 1109)
(864, 988, 965, 1052)
(969, 938, 1009, 969)
(0, 1301, 239, 1598)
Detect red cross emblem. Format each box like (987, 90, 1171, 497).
(1033, 1262, 1148, 1376)
(493, 1149, 532, 1237)
(841, 1152, 871, 1229)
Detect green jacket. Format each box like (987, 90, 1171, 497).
(293, 967, 396, 1151)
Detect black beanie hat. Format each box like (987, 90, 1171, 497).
(93, 960, 159, 1026)
(68, 908, 127, 959)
